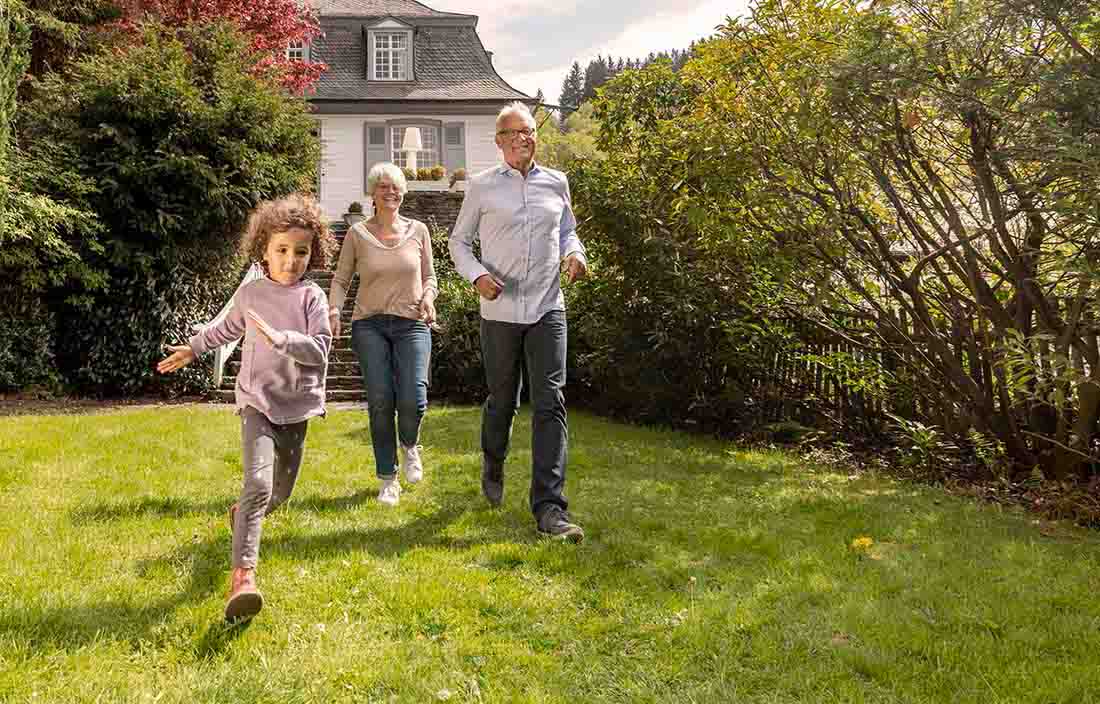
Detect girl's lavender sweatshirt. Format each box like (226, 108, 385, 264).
(189, 277, 332, 425)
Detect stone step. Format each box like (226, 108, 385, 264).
(228, 360, 363, 376)
(223, 375, 364, 390)
(223, 343, 357, 367)
(212, 389, 365, 403)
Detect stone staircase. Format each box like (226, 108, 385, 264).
(213, 222, 368, 403)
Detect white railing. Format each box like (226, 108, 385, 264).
(192, 262, 265, 388)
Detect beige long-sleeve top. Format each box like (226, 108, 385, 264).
(329, 218, 438, 322)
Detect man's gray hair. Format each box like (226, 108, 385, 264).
(366, 162, 408, 196)
(496, 101, 536, 130)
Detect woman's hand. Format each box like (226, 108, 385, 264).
(328, 307, 342, 338)
(247, 310, 288, 348)
(418, 295, 437, 326)
(157, 345, 196, 374)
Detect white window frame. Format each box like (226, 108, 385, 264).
(286, 40, 307, 62)
(372, 31, 411, 81)
(390, 124, 439, 169)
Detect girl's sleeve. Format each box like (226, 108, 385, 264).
(188, 290, 247, 356)
(273, 289, 332, 368)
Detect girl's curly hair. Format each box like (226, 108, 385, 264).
(242, 193, 336, 272)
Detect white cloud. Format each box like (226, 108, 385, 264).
(425, 0, 748, 100)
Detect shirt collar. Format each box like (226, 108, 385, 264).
(499, 161, 541, 177)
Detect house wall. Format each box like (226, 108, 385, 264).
(317, 113, 499, 220)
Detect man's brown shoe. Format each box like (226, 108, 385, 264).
(536, 507, 584, 543)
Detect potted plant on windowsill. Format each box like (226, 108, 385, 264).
(407, 165, 451, 191)
(343, 201, 365, 227)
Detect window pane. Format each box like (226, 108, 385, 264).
(445, 126, 462, 145)
(391, 127, 404, 164)
(390, 126, 439, 167)
(369, 127, 385, 145)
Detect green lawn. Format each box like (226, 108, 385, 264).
(0, 404, 1098, 703)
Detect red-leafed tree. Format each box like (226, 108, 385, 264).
(116, 0, 326, 93)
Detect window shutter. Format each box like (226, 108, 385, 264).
(443, 122, 466, 172)
(364, 122, 389, 194)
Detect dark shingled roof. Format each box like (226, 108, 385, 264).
(310, 0, 472, 19)
(309, 21, 531, 101)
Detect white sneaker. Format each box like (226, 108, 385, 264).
(377, 478, 401, 506)
(402, 444, 424, 484)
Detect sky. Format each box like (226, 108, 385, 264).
(423, 0, 752, 103)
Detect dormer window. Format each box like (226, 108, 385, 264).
(365, 19, 414, 82)
(286, 40, 306, 62)
(373, 32, 409, 80)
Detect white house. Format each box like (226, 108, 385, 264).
(306, 0, 536, 219)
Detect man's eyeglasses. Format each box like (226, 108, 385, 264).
(497, 127, 536, 140)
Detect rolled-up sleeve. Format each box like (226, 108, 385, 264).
(449, 180, 490, 284)
(329, 228, 358, 312)
(418, 224, 439, 300)
(559, 178, 586, 266)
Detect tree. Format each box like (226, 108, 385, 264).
(669, 0, 1100, 479)
(533, 102, 603, 168)
(559, 60, 583, 109)
(115, 0, 326, 93)
(19, 0, 122, 81)
(581, 54, 610, 102)
(1, 0, 105, 391)
(1, 0, 29, 156)
(22, 21, 321, 393)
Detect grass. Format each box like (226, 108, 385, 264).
(1, 403, 1099, 703)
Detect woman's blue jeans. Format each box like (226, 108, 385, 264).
(351, 315, 431, 479)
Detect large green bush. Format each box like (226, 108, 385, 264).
(0, 2, 107, 393)
(426, 223, 483, 402)
(0, 0, 29, 158)
(20, 21, 320, 395)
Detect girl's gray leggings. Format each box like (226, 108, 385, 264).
(233, 406, 309, 569)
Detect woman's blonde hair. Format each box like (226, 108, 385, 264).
(241, 193, 335, 272)
(367, 162, 408, 197)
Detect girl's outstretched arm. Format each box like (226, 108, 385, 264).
(157, 345, 196, 374)
(189, 299, 247, 356)
(248, 296, 331, 368)
(158, 294, 247, 374)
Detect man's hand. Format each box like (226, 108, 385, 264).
(248, 310, 288, 348)
(157, 345, 196, 374)
(328, 307, 342, 339)
(562, 253, 587, 284)
(475, 274, 504, 300)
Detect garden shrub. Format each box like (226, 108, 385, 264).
(20, 21, 319, 395)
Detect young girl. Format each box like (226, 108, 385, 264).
(158, 193, 335, 622)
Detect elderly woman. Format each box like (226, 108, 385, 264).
(329, 162, 438, 506)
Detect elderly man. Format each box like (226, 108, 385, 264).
(449, 101, 588, 542)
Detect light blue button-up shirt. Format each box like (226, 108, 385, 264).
(449, 162, 587, 324)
